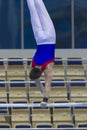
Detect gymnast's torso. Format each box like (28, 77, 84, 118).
(32, 44, 55, 70)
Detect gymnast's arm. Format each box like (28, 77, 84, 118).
(43, 63, 53, 98)
(35, 78, 45, 94)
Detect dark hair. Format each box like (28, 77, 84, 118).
(29, 67, 42, 80)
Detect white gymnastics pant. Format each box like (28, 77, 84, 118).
(26, 0, 56, 45)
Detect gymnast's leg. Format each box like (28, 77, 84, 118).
(34, 0, 56, 43)
(26, 0, 45, 43)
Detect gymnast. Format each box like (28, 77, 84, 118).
(27, 0, 56, 105)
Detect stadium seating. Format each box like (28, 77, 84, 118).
(53, 57, 65, 79)
(7, 58, 25, 78)
(11, 101, 30, 127)
(31, 102, 51, 127)
(74, 106, 87, 125)
(0, 80, 7, 101)
(0, 58, 5, 80)
(53, 105, 73, 123)
(29, 82, 43, 103)
(70, 78, 87, 102)
(50, 79, 68, 102)
(0, 101, 10, 124)
(0, 57, 87, 129)
(9, 80, 28, 102)
(66, 57, 85, 80)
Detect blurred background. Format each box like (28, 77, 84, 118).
(0, 0, 87, 49)
(0, 0, 87, 57)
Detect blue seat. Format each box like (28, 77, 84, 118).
(70, 79, 86, 87)
(0, 101, 8, 114)
(15, 124, 31, 128)
(67, 57, 82, 65)
(54, 57, 63, 65)
(0, 59, 4, 66)
(10, 80, 25, 87)
(36, 124, 52, 128)
(77, 123, 87, 128)
(0, 81, 7, 101)
(8, 58, 23, 66)
(12, 101, 28, 109)
(0, 124, 10, 128)
(56, 124, 74, 128)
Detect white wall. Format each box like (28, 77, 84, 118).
(0, 49, 87, 58)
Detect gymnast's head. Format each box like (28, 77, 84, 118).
(29, 66, 42, 80)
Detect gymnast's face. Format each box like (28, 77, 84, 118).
(29, 66, 42, 80)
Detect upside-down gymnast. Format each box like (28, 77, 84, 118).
(27, 0, 56, 105)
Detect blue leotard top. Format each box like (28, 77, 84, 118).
(32, 44, 55, 70)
